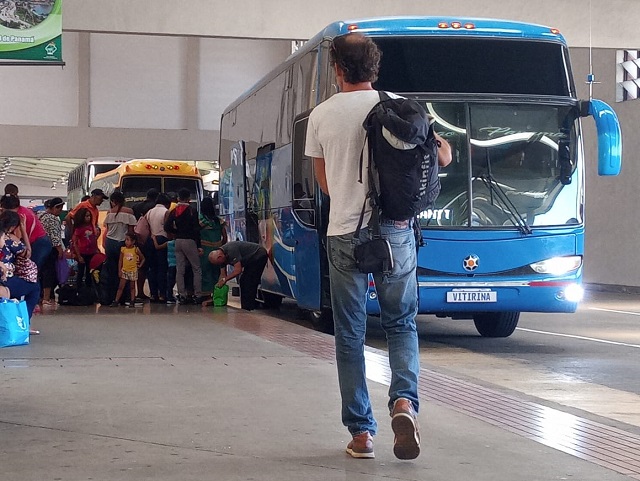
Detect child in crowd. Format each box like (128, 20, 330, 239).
(71, 207, 98, 287)
(153, 235, 176, 304)
(111, 232, 145, 308)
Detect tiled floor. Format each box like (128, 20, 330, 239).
(231, 307, 640, 479)
(0, 301, 636, 480)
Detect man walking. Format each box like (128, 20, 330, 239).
(305, 32, 451, 460)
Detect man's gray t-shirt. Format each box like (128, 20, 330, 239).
(221, 241, 265, 265)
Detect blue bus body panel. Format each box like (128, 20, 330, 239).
(366, 228, 583, 316)
(416, 229, 582, 314)
(264, 205, 322, 310)
(418, 282, 580, 314)
(421, 229, 582, 273)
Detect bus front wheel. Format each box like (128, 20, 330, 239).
(473, 312, 520, 338)
(309, 308, 334, 334)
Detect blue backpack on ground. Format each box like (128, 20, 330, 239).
(362, 91, 440, 221)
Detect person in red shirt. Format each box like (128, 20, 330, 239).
(71, 207, 99, 287)
(0, 193, 52, 270)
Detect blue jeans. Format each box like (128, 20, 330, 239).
(327, 221, 419, 436)
(103, 238, 124, 304)
(31, 236, 53, 270)
(6, 276, 40, 320)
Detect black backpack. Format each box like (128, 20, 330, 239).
(362, 91, 440, 221)
(56, 284, 96, 306)
(56, 284, 77, 306)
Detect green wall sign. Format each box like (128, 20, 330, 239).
(0, 0, 62, 62)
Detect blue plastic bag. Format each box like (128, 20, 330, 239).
(0, 299, 30, 347)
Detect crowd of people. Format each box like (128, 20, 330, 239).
(0, 183, 231, 333)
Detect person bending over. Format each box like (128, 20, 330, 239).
(207, 241, 267, 311)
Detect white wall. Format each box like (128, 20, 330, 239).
(0, 33, 79, 127)
(0, 32, 291, 164)
(90, 34, 188, 129)
(63, 0, 640, 49)
(198, 38, 291, 131)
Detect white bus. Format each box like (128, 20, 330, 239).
(66, 157, 131, 206)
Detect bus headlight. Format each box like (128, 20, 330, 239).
(562, 283, 584, 303)
(530, 256, 582, 275)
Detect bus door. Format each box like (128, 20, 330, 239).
(261, 144, 295, 298)
(290, 112, 322, 310)
(230, 141, 247, 241)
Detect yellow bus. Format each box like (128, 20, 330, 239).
(88, 159, 203, 208)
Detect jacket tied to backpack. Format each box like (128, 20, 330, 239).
(363, 91, 440, 222)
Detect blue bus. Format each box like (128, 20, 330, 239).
(218, 17, 622, 337)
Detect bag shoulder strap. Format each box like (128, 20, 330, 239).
(354, 90, 395, 241)
(353, 192, 381, 241)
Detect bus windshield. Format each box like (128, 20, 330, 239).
(424, 101, 581, 229)
(121, 176, 201, 205)
(373, 37, 573, 96)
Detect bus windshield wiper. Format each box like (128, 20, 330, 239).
(477, 153, 532, 235)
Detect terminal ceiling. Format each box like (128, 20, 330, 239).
(0, 157, 218, 190)
(0, 157, 85, 186)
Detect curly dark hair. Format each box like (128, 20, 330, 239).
(330, 33, 381, 84)
(73, 207, 92, 228)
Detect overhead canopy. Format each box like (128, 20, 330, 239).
(0, 157, 219, 190)
(0, 157, 85, 185)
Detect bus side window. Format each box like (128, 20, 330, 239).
(292, 111, 316, 227)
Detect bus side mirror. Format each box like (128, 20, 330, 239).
(582, 99, 622, 176)
(558, 138, 572, 185)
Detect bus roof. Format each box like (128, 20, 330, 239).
(86, 157, 132, 164)
(92, 159, 200, 181)
(222, 17, 567, 116)
(315, 17, 566, 43)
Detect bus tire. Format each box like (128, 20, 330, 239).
(309, 308, 334, 334)
(473, 311, 520, 338)
(261, 291, 283, 309)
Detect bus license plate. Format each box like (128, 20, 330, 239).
(447, 289, 497, 303)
